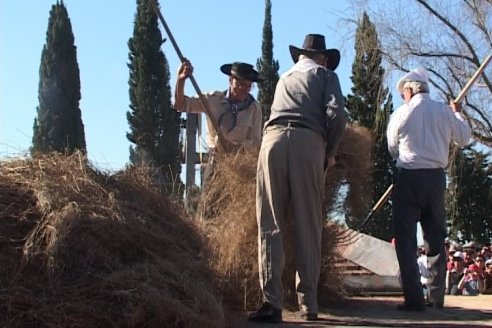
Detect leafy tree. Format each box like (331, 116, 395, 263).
(344, 12, 394, 240)
(32, 0, 86, 154)
(447, 146, 492, 244)
(256, 0, 279, 122)
(127, 0, 182, 194)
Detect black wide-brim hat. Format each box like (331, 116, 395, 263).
(220, 62, 265, 82)
(289, 34, 340, 71)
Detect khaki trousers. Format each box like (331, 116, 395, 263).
(256, 124, 325, 313)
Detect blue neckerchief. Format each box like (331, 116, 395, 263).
(218, 91, 254, 132)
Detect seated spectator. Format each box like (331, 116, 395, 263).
(446, 251, 466, 295)
(481, 259, 492, 294)
(481, 246, 491, 261)
(463, 241, 476, 250)
(444, 239, 450, 255)
(463, 241, 477, 257)
(417, 247, 429, 300)
(475, 255, 486, 277)
(447, 245, 458, 271)
(463, 251, 475, 267)
(457, 264, 480, 296)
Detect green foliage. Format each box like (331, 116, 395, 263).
(126, 0, 182, 195)
(366, 94, 395, 239)
(346, 12, 387, 127)
(32, 1, 86, 154)
(256, 0, 279, 122)
(447, 146, 492, 244)
(344, 12, 394, 240)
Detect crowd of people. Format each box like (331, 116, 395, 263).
(418, 242, 492, 298)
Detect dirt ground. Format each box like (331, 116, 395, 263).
(228, 295, 492, 327)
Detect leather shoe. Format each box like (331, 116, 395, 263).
(248, 302, 282, 323)
(301, 312, 318, 321)
(396, 303, 425, 312)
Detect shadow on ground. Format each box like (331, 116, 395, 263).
(228, 296, 492, 327)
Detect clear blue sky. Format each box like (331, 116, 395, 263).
(1, 0, 386, 170)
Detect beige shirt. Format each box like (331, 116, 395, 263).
(178, 91, 262, 152)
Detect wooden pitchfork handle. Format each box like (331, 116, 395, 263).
(150, 0, 232, 152)
(357, 184, 393, 231)
(454, 53, 492, 103)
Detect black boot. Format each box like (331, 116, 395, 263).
(248, 302, 282, 323)
(300, 311, 318, 321)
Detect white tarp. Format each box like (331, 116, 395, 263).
(339, 230, 400, 276)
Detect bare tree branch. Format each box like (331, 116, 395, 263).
(366, 0, 492, 145)
(407, 52, 473, 61)
(463, 0, 492, 46)
(416, 0, 481, 65)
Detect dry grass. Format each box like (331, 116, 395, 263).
(201, 124, 374, 311)
(325, 124, 375, 218)
(0, 124, 374, 326)
(198, 150, 261, 310)
(0, 152, 223, 328)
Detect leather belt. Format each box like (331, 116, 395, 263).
(271, 119, 307, 129)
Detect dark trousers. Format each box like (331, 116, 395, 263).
(392, 168, 447, 306)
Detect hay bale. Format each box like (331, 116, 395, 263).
(198, 151, 260, 309)
(0, 152, 223, 328)
(325, 124, 374, 217)
(201, 150, 347, 311)
(201, 124, 374, 311)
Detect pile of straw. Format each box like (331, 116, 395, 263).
(0, 124, 373, 326)
(325, 124, 375, 218)
(201, 124, 374, 311)
(0, 152, 223, 327)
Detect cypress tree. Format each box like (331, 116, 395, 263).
(32, 0, 86, 154)
(344, 12, 394, 240)
(368, 93, 395, 240)
(256, 0, 279, 122)
(447, 147, 492, 244)
(127, 0, 182, 194)
(346, 12, 387, 126)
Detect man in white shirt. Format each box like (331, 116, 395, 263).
(387, 67, 471, 311)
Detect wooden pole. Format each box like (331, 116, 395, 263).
(454, 53, 492, 103)
(150, 0, 228, 151)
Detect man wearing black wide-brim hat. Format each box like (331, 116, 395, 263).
(174, 59, 264, 219)
(175, 59, 264, 153)
(250, 34, 346, 323)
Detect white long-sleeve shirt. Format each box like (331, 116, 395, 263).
(387, 93, 471, 169)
